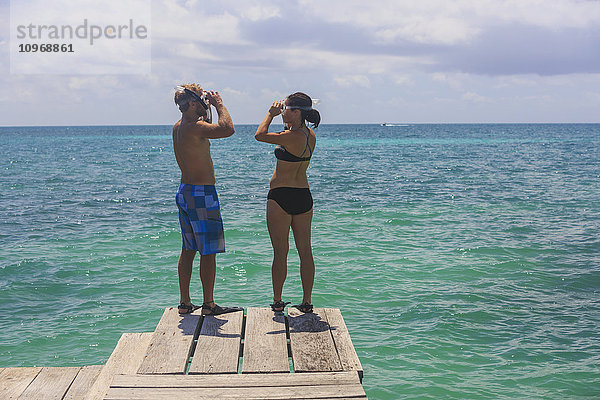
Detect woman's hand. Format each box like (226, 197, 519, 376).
(269, 100, 283, 117)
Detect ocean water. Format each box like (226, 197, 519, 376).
(1, 124, 599, 399)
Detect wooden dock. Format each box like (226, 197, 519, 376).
(1, 307, 366, 399)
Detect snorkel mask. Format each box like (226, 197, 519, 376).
(282, 98, 320, 129)
(175, 86, 212, 123)
(282, 98, 320, 112)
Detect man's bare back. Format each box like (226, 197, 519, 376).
(173, 120, 216, 185)
(172, 89, 234, 185)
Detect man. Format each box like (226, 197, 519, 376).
(172, 84, 237, 315)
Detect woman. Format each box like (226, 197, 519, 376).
(255, 92, 320, 313)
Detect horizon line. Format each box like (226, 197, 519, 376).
(1, 122, 600, 128)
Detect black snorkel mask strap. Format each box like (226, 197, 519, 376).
(183, 88, 208, 110)
(182, 88, 212, 123)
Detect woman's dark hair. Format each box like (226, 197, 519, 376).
(287, 92, 320, 128)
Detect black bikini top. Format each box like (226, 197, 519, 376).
(274, 131, 313, 162)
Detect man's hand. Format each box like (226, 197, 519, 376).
(194, 89, 234, 138)
(205, 90, 224, 107)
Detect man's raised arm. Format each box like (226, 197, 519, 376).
(194, 90, 234, 139)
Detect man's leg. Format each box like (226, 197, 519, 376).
(199, 253, 216, 306)
(178, 249, 196, 308)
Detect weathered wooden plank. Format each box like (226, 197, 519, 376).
(110, 370, 361, 387)
(137, 307, 201, 374)
(105, 384, 366, 399)
(323, 308, 363, 379)
(17, 366, 80, 400)
(241, 307, 289, 373)
(0, 367, 42, 400)
(84, 332, 152, 400)
(189, 310, 243, 374)
(288, 307, 342, 372)
(63, 365, 103, 400)
(318, 398, 368, 400)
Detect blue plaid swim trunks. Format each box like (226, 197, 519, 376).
(176, 184, 225, 255)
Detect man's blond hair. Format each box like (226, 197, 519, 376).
(174, 84, 204, 113)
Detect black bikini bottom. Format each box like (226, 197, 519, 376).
(267, 187, 313, 215)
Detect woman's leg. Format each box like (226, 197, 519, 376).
(267, 199, 292, 302)
(291, 209, 314, 304)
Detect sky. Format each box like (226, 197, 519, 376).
(1, 0, 600, 125)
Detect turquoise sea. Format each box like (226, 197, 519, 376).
(1, 124, 599, 399)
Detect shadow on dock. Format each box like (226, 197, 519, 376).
(1, 306, 366, 399)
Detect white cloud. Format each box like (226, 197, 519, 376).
(583, 90, 600, 103)
(222, 87, 246, 95)
(67, 76, 121, 97)
(149, 0, 600, 77)
(241, 5, 281, 21)
(152, 0, 245, 45)
(544, 73, 600, 87)
(333, 75, 371, 88)
(260, 88, 288, 100)
(393, 75, 412, 86)
(493, 76, 539, 89)
(10, 0, 151, 26)
(374, 15, 478, 45)
(170, 43, 221, 61)
(431, 73, 471, 90)
(462, 91, 491, 103)
(0, 78, 34, 102)
(485, 0, 600, 29)
(299, 0, 600, 45)
(267, 46, 430, 75)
